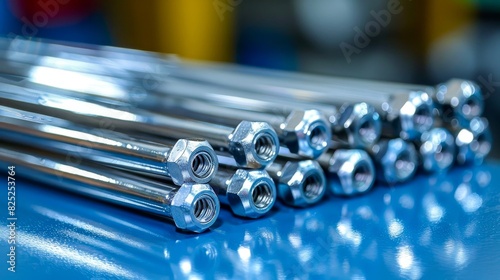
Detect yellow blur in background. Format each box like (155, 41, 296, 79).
(102, 0, 235, 62)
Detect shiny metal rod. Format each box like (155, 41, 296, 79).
(0, 145, 220, 233)
(131, 90, 331, 159)
(180, 62, 482, 126)
(0, 37, 175, 76)
(0, 41, 375, 150)
(154, 78, 380, 150)
(0, 105, 218, 185)
(0, 59, 330, 159)
(266, 159, 327, 207)
(0, 82, 279, 169)
(171, 61, 434, 140)
(317, 149, 375, 196)
(209, 166, 276, 218)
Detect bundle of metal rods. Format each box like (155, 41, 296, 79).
(0, 38, 492, 233)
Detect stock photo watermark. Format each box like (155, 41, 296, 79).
(8, 0, 71, 44)
(340, 0, 411, 64)
(213, 0, 243, 21)
(478, 73, 500, 99)
(6, 165, 17, 273)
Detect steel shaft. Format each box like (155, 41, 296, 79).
(0, 82, 278, 168)
(0, 105, 218, 185)
(0, 145, 220, 233)
(171, 61, 434, 140)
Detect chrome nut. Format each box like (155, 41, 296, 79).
(419, 128, 455, 172)
(435, 79, 483, 125)
(455, 117, 492, 165)
(167, 139, 219, 185)
(277, 160, 326, 207)
(337, 102, 381, 148)
(326, 149, 375, 196)
(228, 121, 279, 169)
(372, 138, 418, 184)
(226, 169, 276, 218)
(170, 183, 220, 233)
(281, 109, 332, 159)
(388, 91, 434, 140)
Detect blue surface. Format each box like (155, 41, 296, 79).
(1, 163, 500, 279)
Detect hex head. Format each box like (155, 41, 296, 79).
(455, 117, 492, 165)
(337, 103, 381, 148)
(325, 149, 375, 196)
(171, 183, 220, 233)
(226, 169, 276, 218)
(436, 79, 483, 125)
(281, 109, 332, 159)
(391, 91, 434, 140)
(167, 139, 218, 185)
(228, 121, 279, 169)
(277, 160, 326, 207)
(372, 138, 418, 184)
(419, 128, 455, 173)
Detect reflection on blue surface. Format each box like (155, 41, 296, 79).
(1, 163, 499, 279)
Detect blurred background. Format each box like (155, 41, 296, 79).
(0, 0, 498, 157)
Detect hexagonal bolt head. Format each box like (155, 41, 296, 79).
(226, 169, 276, 218)
(455, 117, 492, 165)
(281, 109, 332, 159)
(325, 149, 375, 196)
(228, 121, 280, 169)
(337, 102, 381, 148)
(435, 79, 484, 125)
(171, 183, 220, 233)
(167, 139, 219, 185)
(419, 128, 455, 173)
(372, 138, 418, 184)
(277, 160, 326, 207)
(390, 91, 434, 140)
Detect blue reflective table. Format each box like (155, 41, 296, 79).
(1, 163, 499, 279)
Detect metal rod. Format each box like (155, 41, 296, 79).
(0, 40, 377, 150)
(0, 37, 175, 76)
(209, 166, 276, 218)
(0, 145, 220, 233)
(266, 159, 327, 207)
(317, 149, 375, 196)
(0, 105, 218, 185)
(171, 61, 435, 140)
(0, 82, 279, 169)
(129, 89, 330, 159)
(154, 78, 380, 150)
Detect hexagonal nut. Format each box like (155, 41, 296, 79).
(337, 103, 381, 148)
(171, 183, 220, 233)
(277, 160, 326, 207)
(228, 121, 279, 169)
(419, 128, 455, 172)
(455, 117, 492, 165)
(392, 91, 434, 140)
(326, 149, 375, 196)
(436, 79, 483, 125)
(281, 109, 332, 159)
(372, 138, 418, 184)
(167, 139, 218, 185)
(226, 169, 276, 218)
